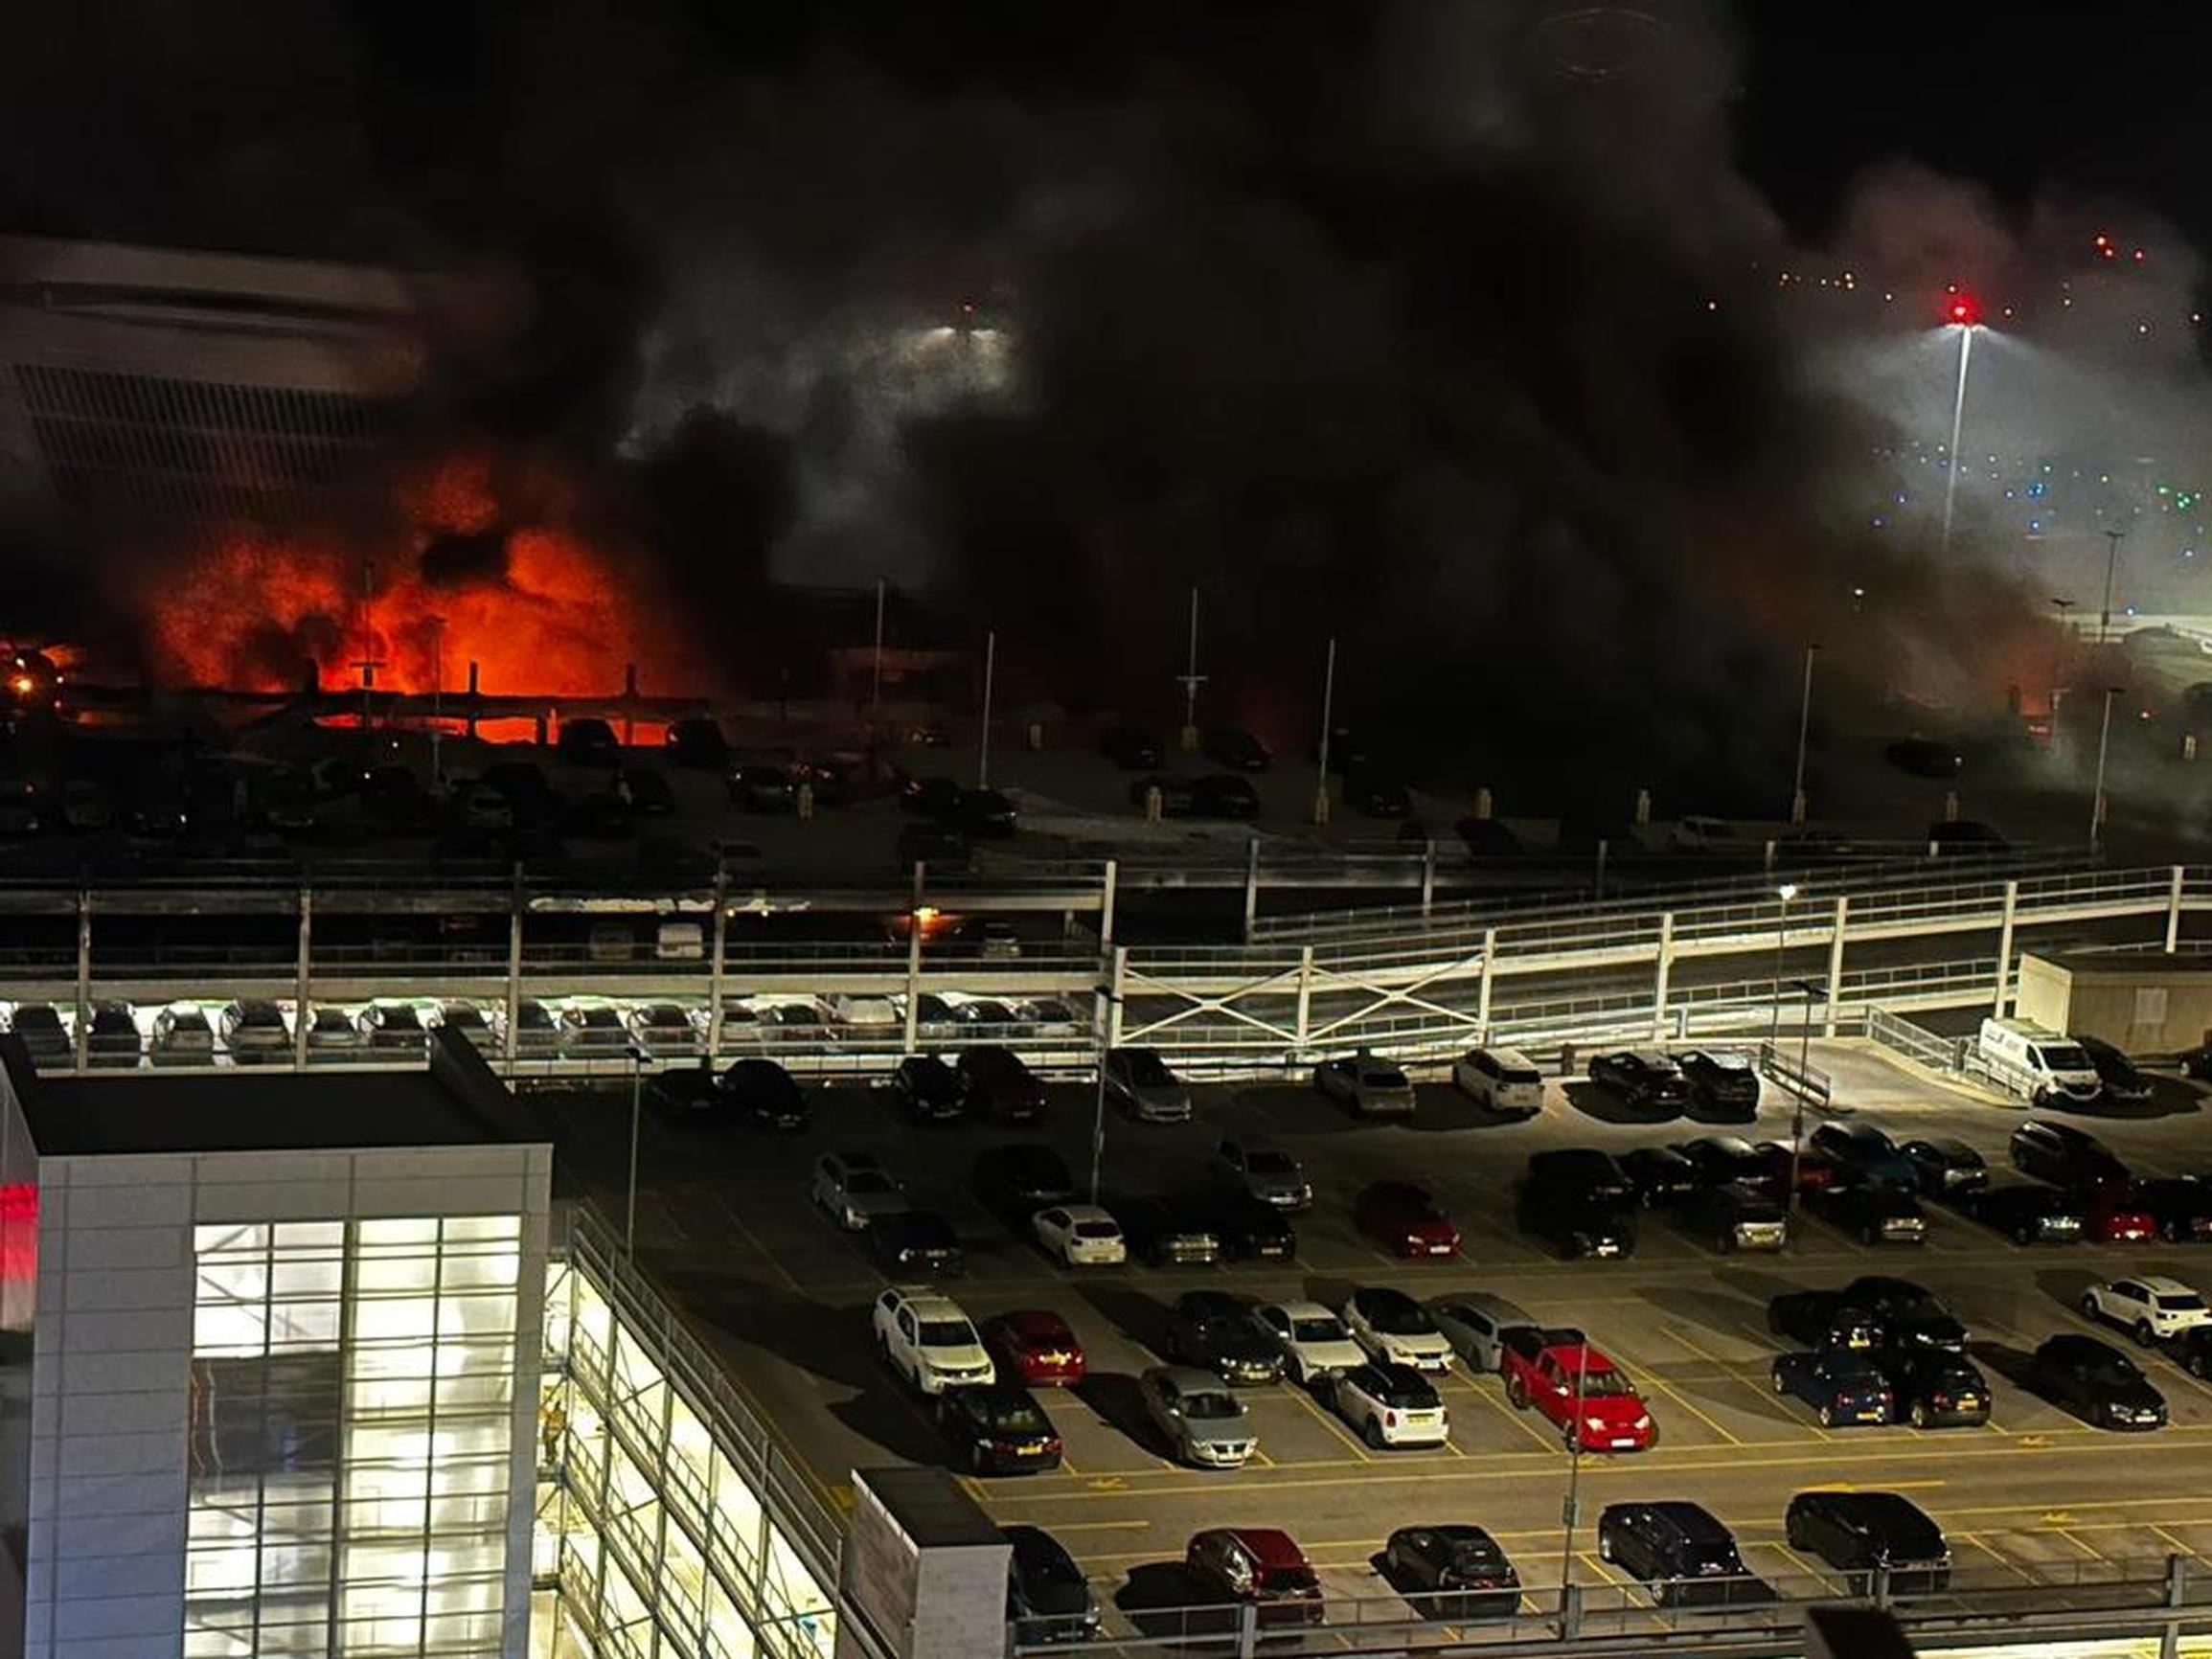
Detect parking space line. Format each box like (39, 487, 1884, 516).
(1462, 1383, 1572, 1452)
(1289, 1386, 1377, 1462)
(2152, 1523, 2195, 1557)
(716, 1190, 805, 1294)
(2048, 1526, 2107, 1561)
(1959, 1536, 2038, 1583)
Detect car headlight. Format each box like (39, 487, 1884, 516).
(1585, 1416, 1607, 1431)
(1632, 1414, 1653, 1429)
(897, 1248, 917, 1263)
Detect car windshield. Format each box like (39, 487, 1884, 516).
(977, 1398, 1050, 1435)
(2088, 1357, 2142, 1384)
(1360, 1068, 1407, 1088)
(1368, 1302, 1431, 1335)
(1292, 1316, 1347, 1344)
(1574, 1369, 1635, 1398)
(1501, 1066, 1542, 1084)
(1246, 1151, 1297, 1176)
(1125, 1054, 1171, 1084)
(2038, 1045, 2091, 1070)
(919, 1319, 978, 1348)
(1183, 1392, 1240, 1420)
(1073, 1220, 1120, 1239)
(1259, 1567, 1318, 1594)
(2157, 1293, 2207, 1312)
(845, 1171, 894, 1195)
(1448, 1541, 1505, 1571)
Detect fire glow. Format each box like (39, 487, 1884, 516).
(141, 456, 682, 698)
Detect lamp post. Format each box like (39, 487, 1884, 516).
(870, 577, 887, 720)
(1785, 977, 1822, 1213)
(1556, 1342, 1591, 1623)
(1311, 638, 1337, 828)
(625, 1044, 648, 1256)
(2048, 597, 2075, 737)
(1767, 882, 1798, 1050)
(1789, 644, 1820, 825)
(2090, 685, 2124, 854)
(2100, 530, 2126, 645)
(1939, 294, 1982, 555)
(1175, 587, 1206, 753)
(976, 629, 997, 790)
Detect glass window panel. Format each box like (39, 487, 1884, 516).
(358, 1217, 439, 1246)
(273, 1220, 345, 1250)
(762, 1524, 832, 1621)
(271, 1257, 342, 1299)
(444, 1216, 519, 1242)
(269, 1300, 341, 1348)
(542, 1261, 573, 1364)
(196, 1223, 268, 1254)
(186, 1628, 256, 1659)
(438, 1248, 519, 1292)
(353, 1296, 436, 1342)
(355, 1253, 440, 1294)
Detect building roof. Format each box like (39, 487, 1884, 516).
(2, 1029, 547, 1157)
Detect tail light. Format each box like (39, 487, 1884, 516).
(1384, 1410, 1400, 1429)
(1930, 1392, 1950, 1407)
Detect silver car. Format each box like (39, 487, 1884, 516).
(1209, 1136, 1311, 1210)
(1138, 1366, 1257, 1467)
(812, 1151, 911, 1231)
(1105, 1048, 1194, 1124)
(1425, 1293, 1542, 1374)
(1313, 1051, 1418, 1119)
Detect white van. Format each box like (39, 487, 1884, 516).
(1977, 1018, 2103, 1105)
(1452, 1046, 1546, 1114)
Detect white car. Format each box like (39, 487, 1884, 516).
(1033, 1204, 1128, 1266)
(870, 1286, 994, 1396)
(1339, 1287, 1454, 1373)
(1670, 814, 1736, 851)
(1451, 1047, 1545, 1115)
(2081, 1276, 2212, 1345)
(1425, 1293, 1542, 1374)
(812, 1151, 911, 1231)
(1312, 1052, 1418, 1118)
(1330, 1362, 1449, 1449)
(1255, 1300, 1367, 1386)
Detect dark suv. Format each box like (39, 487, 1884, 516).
(1595, 1502, 1767, 1607)
(1586, 1051, 1690, 1109)
(956, 1046, 1046, 1123)
(1785, 1490, 1951, 1593)
(1518, 1149, 1636, 1260)
(2010, 1120, 2129, 1189)
(1676, 1050, 1760, 1115)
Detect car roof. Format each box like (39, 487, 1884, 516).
(1150, 1365, 1232, 1393)
(1646, 1501, 1731, 1540)
(1003, 1525, 1076, 1569)
(1352, 1285, 1420, 1310)
(1269, 1300, 1336, 1321)
(1904, 1135, 1975, 1156)
(2041, 1332, 2115, 1359)
(1798, 1489, 1939, 1529)
(892, 1289, 969, 1321)
(1177, 1289, 1251, 1317)
(2130, 1275, 2198, 1296)
(1000, 1308, 1073, 1337)
(1434, 1291, 1532, 1321)
(1056, 1203, 1116, 1222)
(1219, 1528, 1308, 1569)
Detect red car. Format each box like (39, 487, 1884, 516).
(2082, 1183, 2157, 1244)
(1499, 1327, 1656, 1451)
(984, 1310, 1087, 1386)
(1355, 1181, 1462, 1259)
(1756, 1141, 1837, 1194)
(1184, 1528, 1325, 1628)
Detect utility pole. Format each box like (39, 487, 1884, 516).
(2101, 529, 2126, 644)
(2090, 685, 2123, 854)
(1175, 587, 1206, 752)
(976, 629, 997, 790)
(871, 578, 887, 720)
(1789, 643, 1819, 825)
(1311, 638, 1336, 827)
(2049, 597, 2075, 738)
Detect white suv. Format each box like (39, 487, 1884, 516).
(1255, 1300, 1367, 1386)
(2081, 1276, 2212, 1346)
(1451, 1047, 1545, 1115)
(871, 1286, 993, 1396)
(1339, 1287, 1454, 1373)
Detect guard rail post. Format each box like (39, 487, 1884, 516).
(1556, 1582, 1583, 1641)
(1106, 945, 1128, 1047)
(1823, 895, 1849, 1037)
(2162, 1553, 2186, 1659)
(1235, 1601, 1259, 1659)
(1242, 837, 1261, 943)
(706, 865, 728, 1061)
(1651, 912, 1676, 1042)
(73, 890, 90, 1072)
(1420, 839, 1436, 918)
(503, 869, 523, 1069)
(293, 888, 312, 1070)
(902, 920, 924, 1054)
(1477, 927, 1497, 1040)
(1293, 945, 1314, 1052)
(1100, 858, 1118, 947)
(1992, 878, 2019, 1015)
(2168, 865, 2186, 953)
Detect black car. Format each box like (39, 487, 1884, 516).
(973, 1144, 1078, 1219)
(1769, 1351, 1892, 1427)
(1455, 816, 1524, 857)
(728, 763, 797, 812)
(2167, 1328, 2212, 1378)
(1004, 1526, 1099, 1647)
(1197, 1191, 1298, 1262)
(1927, 818, 2006, 855)
(1766, 1292, 1882, 1352)
(1808, 1122, 1920, 1191)
(646, 1065, 730, 1129)
(1872, 1349, 1991, 1428)
(2073, 1034, 2153, 1104)
(2010, 1120, 2130, 1189)
(1518, 1150, 1636, 1260)
(482, 761, 562, 826)
(1381, 1525, 1520, 1621)
(1786, 1491, 1951, 1594)
(1129, 775, 1198, 816)
(2133, 1176, 2212, 1242)
(1117, 1194, 1222, 1267)
(1595, 1502, 1768, 1609)
(901, 775, 966, 819)
(1344, 766, 1411, 817)
(1840, 1278, 1969, 1352)
(85, 1001, 140, 1068)
(1956, 1181, 2086, 1244)
(1672, 1135, 1769, 1189)
(1164, 1291, 1284, 1385)
(1807, 1182, 1928, 1245)
(957, 1046, 1045, 1122)
(2025, 1333, 2167, 1430)
(665, 717, 729, 769)
(568, 792, 635, 839)
(1619, 1146, 1700, 1208)
(8, 1003, 71, 1063)
(895, 823, 973, 873)
(1587, 1052, 1691, 1110)
(1676, 1050, 1760, 1115)
(557, 716, 620, 763)
(1677, 1182, 1788, 1251)
(892, 1055, 968, 1124)
(869, 1210, 965, 1277)
(1900, 1136, 1989, 1197)
(1203, 727, 1271, 771)
(1192, 774, 1260, 820)
(956, 787, 1018, 837)
(720, 1058, 810, 1130)
(937, 1383, 1062, 1474)
(1098, 726, 1163, 769)
(1885, 737, 1964, 778)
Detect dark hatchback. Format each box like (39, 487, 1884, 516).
(1117, 1194, 1223, 1267)
(1787, 1490, 1951, 1593)
(1956, 1182, 2085, 1244)
(1843, 1277, 1970, 1352)
(957, 1046, 1046, 1123)
(1620, 1146, 1701, 1208)
(2026, 1334, 2167, 1430)
(938, 1384, 1063, 1474)
(1676, 1049, 1760, 1114)
(1873, 1349, 1991, 1428)
(1382, 1525, 1521, 1621)
(893, 1055, 968, 1124)
(1770, 1351, 1892, 1426)
(1900, 1136, 1989, 1196)
(1807, 1182, 1928, 1245)
(973, 1144, 1078, 1220)
(720, 1058, 810, 1130)
(1596, 1502, 1772, 1609)
(1203, 727, 1272, 771)
(646, 1065, 730, 1129)
(1004, 1526, 1099, 1646)
(2134, 1176, 2212, 1242)
(1164, 1290, 1285, 1386)
(868, 1211, 965, 1277)
(2076, 1034, 2154, 1105)
(1588, 1052, 1691, 1109)
(1199, 1191, 1298, 1261)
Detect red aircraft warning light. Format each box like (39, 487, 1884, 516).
(1946, 292, 1982, 327)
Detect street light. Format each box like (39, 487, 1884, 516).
(1555, 1342, 1591, 1630)
(1789, 644, 1820, 825)
(624, 1044, 649, 1256)
(2100, 530, 2126, 645)
(2090, 685, 2125, 854)
(1767, 882, 1798, 1050)
(1784, 977, 1823, 1213)
(1939, 293, 1983, 555)
(2049, 598, 2076, 735)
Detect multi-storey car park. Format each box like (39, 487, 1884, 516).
(14, 856, 2212, 1656)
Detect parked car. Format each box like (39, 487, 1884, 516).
(1382, 1525, 1520, 1621)
(1900, 1136, 1989, 1196)
(1499, 1329, 1655, 1451)
(356, 1001, 429, 1054)
(1766, 1292, 1882, 1352)
(1586, 1050, 1690, 1109)
(1426, 1293, 1547, 1374)
(7, 1003, 71, 1063)
(1785, 1491, 1952, 1594)
(1807, 1181, 1928, 1245)
(2076, 1034, 2155, 1105)
(1004, 1526, 1099, 1648)
(1209, 1137, 1311, 1210)
(1340, 1287, 1455, 1372)
(1809, 1122, 1920, 1190)
(871, 1285, 992, 1396)
(557, 716, 620, 762)
(1839, 1278, 1969, 1352)
(1165, 1292, 1285, 1386)
(149, 1002, 215, 1066)
(494, 998, 560, 1054)
(83, 1001, 141, 1068)
(1756, 1140, 1838, 1196)
(1677, 1182, 1788, 1252)
(646, 1065, 729, 1129)
(1202, 727, 1271, 771)
(1596, 1503, 1761, 1607)
(1330, 1362, 1448, 1449)
(892, 1055, 967, 1124)
(1098, 726, 1163, 769)
(1887, 738, 1964, 778)
(1872, 1348, 1992, 1428)
(1139, 1367, 1258, 1467)
(1672, 1135, 1769, 1188)
(2010, 1120, 2130, 1188)
(623, 1002, 695, 1056)
(720, 1058, 810, 1130)
(1254, 1301, 1367, 1386)
(2081, 1276, 2212, 1346)
(1518, 1149, 1636, 1260)
(868, 1211, 965, 1277)
(1194, 1190, 1298, 1261)
(1103, 1047, 1193, 1123)
(1957, 1181, 2086, 1244)
(1117, 1194, 1222, 1267)
(1620, 1146, 1701, 1208)
(1770, 1350, 1894, 1426)
(1032, 1204, 1127, 1266)
(937, 1382, 1062, 1475)
(972, 1144, 1077, 1220)
(1192, 774, 1261, 820)
(728, 762, 797, 812)
(2133, 1176, 2212, 1242)
(1452, 1046, 1545, 1114)
(1312, 1051, 1418, 1119)
(1354, 1181, 1461, 1259)
(303, 1007, 362, 1065)
(813, 1151, 911, 1231)
(983, 1310, 1087, 1388)
(2024, 1333, 2168, 1429)
(1676, 1050, 1760, 1115)
(1182, 1529, 1324, 1630)
(955, 787, 1018, 837)
(957, 1046, 1045, 1123)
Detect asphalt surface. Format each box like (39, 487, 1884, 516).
(533, 1044, 2212, 1640)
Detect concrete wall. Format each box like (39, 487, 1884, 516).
(2015, 952, 2212, 1052)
